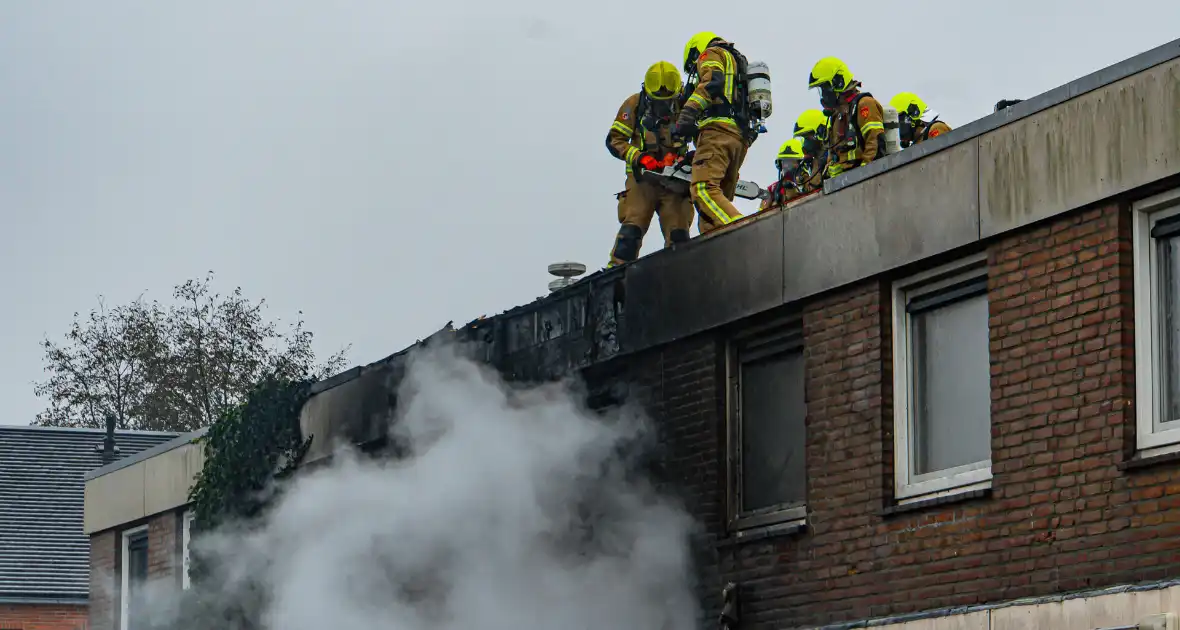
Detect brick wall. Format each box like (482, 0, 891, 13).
(88, 510, 186, 630)
(88, 530, 116, 630)
(587, 201, 1180, 628)
(0, 604, 88, 630)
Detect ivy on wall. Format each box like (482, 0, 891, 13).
(185, 376, 314, 583)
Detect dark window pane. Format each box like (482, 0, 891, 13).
(1159, 234, 1180, 426)
(126, 532, 148, 630)
(740, 350, 806, 512)
(912, 293, 991, 475)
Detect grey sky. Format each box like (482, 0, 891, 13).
(1, 1, 1176, 425)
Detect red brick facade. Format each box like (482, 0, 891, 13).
(0, 604, 87, 630)
(590, 201, 1180, 628)
(88, 510, 187, 630)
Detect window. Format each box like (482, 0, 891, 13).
(120, 526, 149, 630)
(892, 254, 992, 503)
(1134, 188, 1180, 455)
(726, 318, 807, 533)
(182, 510, 194, 590)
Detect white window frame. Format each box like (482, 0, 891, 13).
(182, 510, 194, 590)
(1133, 187, 1180, 456)
(725, 316, 808, 533)
(892, 253, 992, 503)
(120, 525, 149, 630)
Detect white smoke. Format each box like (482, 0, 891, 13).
(157, 343, 702, 630)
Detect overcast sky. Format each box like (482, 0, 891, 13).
(1, 1, 1176, 426)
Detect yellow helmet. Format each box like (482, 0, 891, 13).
(644, 61, 682, 100)
(683, 31, 719, 72)
(776, 138, 805, 161)
(793, 109, 829, 140)
(889, 92, 928, 120)
(807, 57, 854, 92)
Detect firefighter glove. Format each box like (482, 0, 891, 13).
(639, 154, 661, 171)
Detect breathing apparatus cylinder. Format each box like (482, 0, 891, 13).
(883, 107, 901, 155)
(746, 61, 772, 120)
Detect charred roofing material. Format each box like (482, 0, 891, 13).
(0, 425, 177, 604)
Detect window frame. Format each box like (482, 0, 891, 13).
(120, 525, 149, 630)
(891, 253, 992, 504)
(725, 315, 808, 533)
(182, 510, 194, 590)
(1133, 187, 1180, 455)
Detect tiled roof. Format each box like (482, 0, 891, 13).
(0, 425, 177, 602)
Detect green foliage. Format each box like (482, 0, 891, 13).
(34, 271, 348, 432)
(186, 375, 314, 583)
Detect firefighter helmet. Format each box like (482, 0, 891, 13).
(776, 138, 805, 161)
(793, 109, 829, 141)
(683, 31, 720, 72)
(889, 92, 929, 121)
(644, 61, 682, 100)
(807, 57, 854, 92)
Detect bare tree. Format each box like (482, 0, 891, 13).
(33, 272, 349, 432)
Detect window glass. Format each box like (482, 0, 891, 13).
(126, 532, 149, 630)
(740, 350, 806, 511)
(912, 294, 991, 475)
(1158, 234, 1180, 426)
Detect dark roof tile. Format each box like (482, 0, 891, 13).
(0, 425, 178, 600)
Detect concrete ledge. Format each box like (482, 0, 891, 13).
(84, 427, 208, 481)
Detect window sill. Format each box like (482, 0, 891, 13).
(1119, 447, 1180, 471)
(717, 519, 807, 548)
(881, 486, 992, 517)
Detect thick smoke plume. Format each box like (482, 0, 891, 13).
(147, 343, 702, 630)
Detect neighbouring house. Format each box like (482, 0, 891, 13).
(82, 428, 204, 630)
(0, 424, 176, 630)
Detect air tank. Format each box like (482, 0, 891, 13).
(883, 107, 902, 155)
(746, 60, 772, 120)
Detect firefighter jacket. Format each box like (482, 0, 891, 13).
(681, 41, 746, 139)
(606, 93, 688, 174)
(911, 120, 952, 145)
(824, 90, 885, 178)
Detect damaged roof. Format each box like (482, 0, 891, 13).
(0, 425, 177, 603)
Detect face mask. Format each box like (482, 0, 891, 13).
(644, 99, 674, 129)
(801, 136, 822, 156)
(819, 86, 840, 109)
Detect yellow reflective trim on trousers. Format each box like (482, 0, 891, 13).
(612, 121, 633, 135)
(695, 182, 735, 224)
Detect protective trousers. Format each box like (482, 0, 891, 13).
(609, 173, 695, 266)
(689, 126, 749, 235)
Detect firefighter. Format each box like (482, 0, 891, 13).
(889, 92, 952, 148)
(673, 31, 757, 235)
(791, 109, 828, 192)
(604, 61, 695, 268)
(807, 57, 884, 179)
(760, 139, 808, 211)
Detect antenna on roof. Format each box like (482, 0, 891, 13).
(95, 415, 121, 463)
(547, 261, 587, 293)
